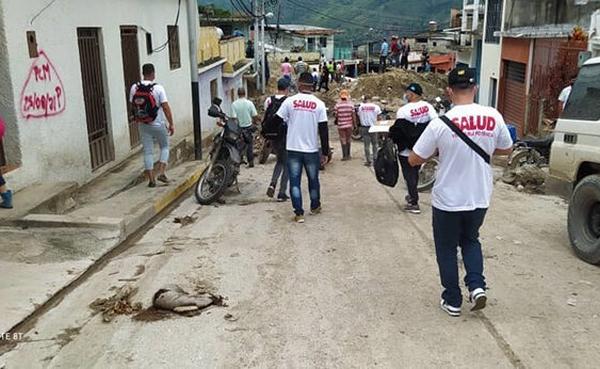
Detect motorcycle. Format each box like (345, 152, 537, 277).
(195, 98, 245, 205)
(502, 134, 554, 184)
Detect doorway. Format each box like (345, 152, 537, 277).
(77, 28, 114, 171)
(120, 26, 141, 147)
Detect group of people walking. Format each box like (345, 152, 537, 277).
(262, 64, 514, 318)
(380, 36, 411, 72)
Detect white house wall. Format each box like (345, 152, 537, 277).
(479, 43, 502, 107)
(198, 65, 224, 133)
(0, 0, 193, 191)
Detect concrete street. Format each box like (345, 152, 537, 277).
(2, 145, 599, 369)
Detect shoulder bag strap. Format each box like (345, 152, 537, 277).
(439, 115, 491, 164)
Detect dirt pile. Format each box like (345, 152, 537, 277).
(502, 164, 547, 193)
(318, 69, 448, 109)
(89, 284, 142, 323)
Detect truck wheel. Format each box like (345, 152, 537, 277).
(568, 174, 600, 264)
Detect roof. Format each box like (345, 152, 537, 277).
(499, 24, 584, 39)
(265, 24, 341, 36)
(584, 56, 600, 66)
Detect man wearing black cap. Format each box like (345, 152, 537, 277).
(390, 83, 437, 214)
(275, 72, 331, 223)
(408, 66, 513, 317)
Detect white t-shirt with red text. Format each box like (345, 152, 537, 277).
(396, 100, 438, 156)
(357, 103, 382, 127)
(413, 103, 513, 212)
(276, 93, 328, 153)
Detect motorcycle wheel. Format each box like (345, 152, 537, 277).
(195, 161, 231, 205)
(417, 157, 439, 192)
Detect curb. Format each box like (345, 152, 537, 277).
(0, 161, 208, 339)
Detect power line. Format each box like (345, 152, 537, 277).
(152, 0, 182, 53)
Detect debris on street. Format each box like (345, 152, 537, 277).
(89, 284, 142, 323)
(318, 69, 448, 110)
(173, 215, 197, 227)
(152, 284, 225, 315)
(502, 164, 547, 193)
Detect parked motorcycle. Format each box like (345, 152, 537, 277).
(507, 134, 553, 169)
(195, 98, 245, 205)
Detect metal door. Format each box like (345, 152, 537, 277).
(120, 26, 141, 147)
(77, 28, 114, 171)
(500, 61, 527, 136)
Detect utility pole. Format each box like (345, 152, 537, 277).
(260, 0, 266, 94)
(253, 0, 260, 91)
(366, 41, 370, 73)
(186, 0, 202, 159)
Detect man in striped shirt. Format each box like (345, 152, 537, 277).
(334, 90, 356, 161)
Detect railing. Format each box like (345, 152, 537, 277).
(220, 37, 246, 73)
(198, 27, 221, 64)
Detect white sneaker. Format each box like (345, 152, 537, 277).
(440, 299, 461, 317)
(469, 288, 487, 311)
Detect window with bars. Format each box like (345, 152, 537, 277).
(167, 25, 181, 70)
(485, 0, 503, 44)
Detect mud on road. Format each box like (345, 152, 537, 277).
(2, 142, 600, 369)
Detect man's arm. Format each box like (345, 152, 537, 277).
(319, 121, 331, 158)
(494, 147, 513, 156)
(408, 151, 427, 167)
(162, 102, 175, 136)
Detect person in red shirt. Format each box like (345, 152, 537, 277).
(334, 90, 356, 161)
(390, 36, 401, 67)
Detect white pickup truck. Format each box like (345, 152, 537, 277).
(549, 11, 600, 264)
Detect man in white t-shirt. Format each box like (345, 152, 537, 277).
(391, 83, 437, 214)
(558, 77, 576, 114)
(409, 66, 513, 317)
(276, 72, 331, 223)
(357, 96, 382, 166)
(129, 63, 175, 188)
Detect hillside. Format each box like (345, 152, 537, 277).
(200, 0, 461, 43)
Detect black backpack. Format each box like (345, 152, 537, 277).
(374, 139, 399, 187)
(261, 95, 287, 140)
(131, 83, 159, 123)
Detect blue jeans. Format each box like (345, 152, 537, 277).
(139, 123, 169, 170)
(287, 150, 321, 215)
(432, 207, 488, 307)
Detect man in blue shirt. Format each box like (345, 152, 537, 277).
(380, 38, 389, 73)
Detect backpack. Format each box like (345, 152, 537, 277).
(261, 96, 287, 140)
(374, 139, 399, 187)
(132, 83, 159, 123)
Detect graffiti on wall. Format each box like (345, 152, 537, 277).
(20, 50, 66, 119)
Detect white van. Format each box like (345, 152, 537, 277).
(549, 56, 600, 264)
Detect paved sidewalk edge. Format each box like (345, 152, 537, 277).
(0, 161, 208, 338)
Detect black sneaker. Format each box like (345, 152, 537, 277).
(469, 288, 487, 311)
(148, 181, 157, 188)
(440, 299, 461, 317)
(277, 194, 289, 202)
(157, 174, 170, 184)
(248, 162, 255, 168)
(404, 203, 421, 214)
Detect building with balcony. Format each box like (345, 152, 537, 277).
(265, 24, 339, 61)
(197, 27, 254, 131)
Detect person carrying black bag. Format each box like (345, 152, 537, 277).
(262, 78, 291, 201)
(408, 66, 513, 317)
(389, 83, 437, 214)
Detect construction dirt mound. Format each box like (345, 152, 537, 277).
(318, 69, 448, 109)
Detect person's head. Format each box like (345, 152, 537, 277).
(362, 95, 371, 103)
(238, 88, 246, 98)
(405, 83, 423, 103)
(284, 56, 289, 63)
(277, 78, 290, 94)
(446, 66, 478, 104)
(298, 56, 303, 62)
(383, 38, 387, 43)
(313, 67, 317, 72)
(339, 89, 350, 101)
(297, 72, 314, 93)
(142, 63, 155, 80)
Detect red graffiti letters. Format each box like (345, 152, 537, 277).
(20, 50, 66, 119)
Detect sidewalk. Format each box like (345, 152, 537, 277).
(0, 134, 210, 335)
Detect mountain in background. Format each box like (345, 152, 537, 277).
(199, 0, 462, 44)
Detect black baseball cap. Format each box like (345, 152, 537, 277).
(406, 83, 423, 96)
(298, 72, 314, 85)
(277, 77, 290, 90)
(448, 66, 477, 88)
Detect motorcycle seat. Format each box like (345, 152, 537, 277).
(522, 135, 554, 148)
